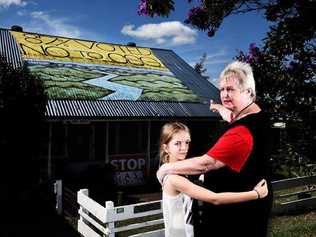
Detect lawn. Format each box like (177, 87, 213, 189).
(66, 210, 316, 237)
(269, 211, 316, 237)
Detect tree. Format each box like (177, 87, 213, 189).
(0, 55, 47, 190)
(194, 52, 210, 80)
(0, 56, 47, 235)
(137, 0, 316, 178)
(137, 1, 316, 121)
(236, 43, 316, 178)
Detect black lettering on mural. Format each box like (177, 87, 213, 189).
(44, 46, 70, 58)
(118, 46, 131, 55)
(74, 50, 87, 58)
(128, 47, 143, 55)
(19, 43, 46, 56)
(44, 37, 69, 47)
(138, 48, 152, 56)
(74, 40, 96, 50)
(23, 33, 42, 44)
(22, 34, 71, 48)
(95, 43, 115, 52)
(118, 46, 152, 56)
(73, 49, 109, 62)
(72, 50, 99, 59)
(107, 53, 128, 64)
(125, 55, 144, 66)
(45, 37, 60, 45)
(53, 39, 72, 47)
(87, 51, 103, 60)
(18, 34, 163, 69)
(118, 46, 139, 56)
(141, 56, 162, 68)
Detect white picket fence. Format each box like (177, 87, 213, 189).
(54, 175, 316, 237)
(77, 189, 164, 237)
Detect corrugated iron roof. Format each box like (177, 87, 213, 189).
(0, 29, 23, 68)
(46, 100, 216, 119)
(1, 28, 220, 119)
(151, 49, 220, 104)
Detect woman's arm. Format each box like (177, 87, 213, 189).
(157, 154, 225, 184)
(167, 175, 268, 205)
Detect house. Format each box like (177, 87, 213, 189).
(0, 26, 221, 193)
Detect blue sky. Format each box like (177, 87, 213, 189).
(0, 0, 271, 86)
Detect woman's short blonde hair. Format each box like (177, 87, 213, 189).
(220, 61, 256, 99)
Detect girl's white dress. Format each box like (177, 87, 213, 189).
(162, 175, 194, 237)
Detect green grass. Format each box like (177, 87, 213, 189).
(67, 211, 316, 237)
(116, 211, 316, 237)
(269, 211, 316, 237)
(66, 186, 316, 237)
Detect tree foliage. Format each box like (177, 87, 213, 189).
(233, 2, 316, 177)
(137, 0, 316, 122)
(138, 0, 270, 36)
(137, 0, 175, 17)
(0, 56, 47, 206)
(0, 57, 47, 124)
(137, 0, 316, 177)
(194, 52, 209, 80)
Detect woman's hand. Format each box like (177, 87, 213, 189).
(210, 100, 233, 122)
(156, 163, 171, 185)
(253, 179, 268, 199)
(209, 99, 221, 112)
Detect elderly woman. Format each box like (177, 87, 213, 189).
(157, 61, 273, 237)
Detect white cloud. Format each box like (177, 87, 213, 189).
(17, 9, 26, 15)
(0, 0, 26, 7)
(205, 50, 227, 60)
(121, 21, 197, 46)
(204, 58, 231, 66)
(27, 11, 81, 38)
(188, 49, 230, 67)
(184, 48, 232, 85)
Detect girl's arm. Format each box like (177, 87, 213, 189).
(166, 175, 268, 205)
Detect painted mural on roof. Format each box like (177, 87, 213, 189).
(11, 31, 200, 102)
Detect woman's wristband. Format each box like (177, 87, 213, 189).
(254, 188, 260, 199)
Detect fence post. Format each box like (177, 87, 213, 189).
(105, 201, 115, 237)
(79, 189, 89, 222)
(54, 180, 63, 215)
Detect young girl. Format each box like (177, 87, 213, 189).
(160, 122, 268, 237)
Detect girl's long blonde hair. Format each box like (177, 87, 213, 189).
(159, 122, 190, 164)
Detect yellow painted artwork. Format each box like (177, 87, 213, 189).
(10, 31, 168, 71)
